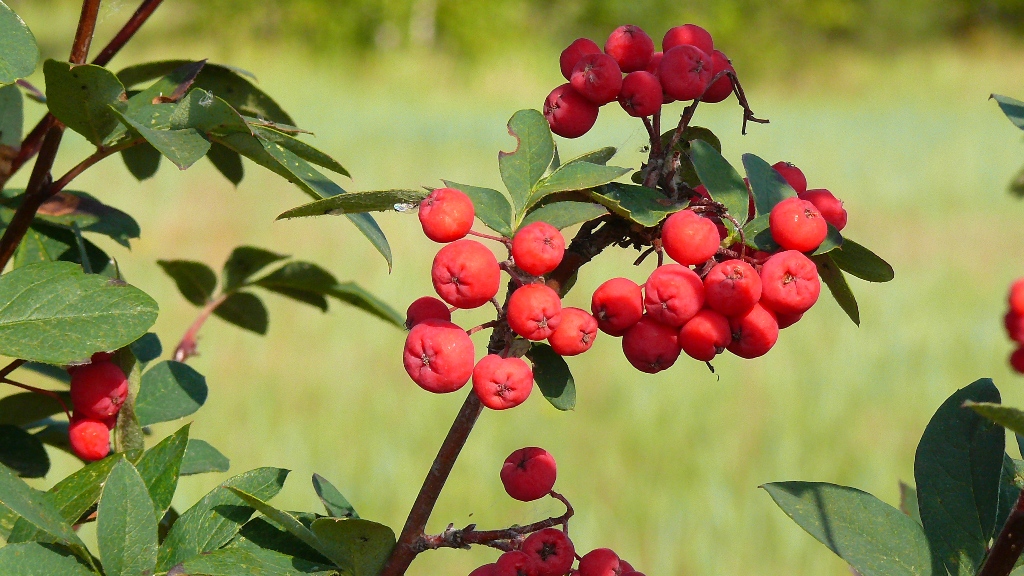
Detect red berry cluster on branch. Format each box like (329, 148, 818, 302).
(1005, 279, 1024, 373)
(66, 352, 127, 461)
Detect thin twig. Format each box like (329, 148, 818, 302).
(0, 359, 26, 380)
(1, 378, 71, 421)
(466, 320, 498, 336)
(467, 230, 511, 245)
(978, 490, 1024, 576)
(417, 491, 574, 552)
(173, 294, 229, 362)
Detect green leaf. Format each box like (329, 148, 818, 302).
(309, 518, 396, 576)
(112, 107, 210, 170)
(588, 183, 688, 227)
(136, 361, 208, 426)
(254, 126, 349, 177)
(208, 142, 244, 185)
(0, 82, 23, 147)
(0, 262, 158, 365)
(227, 488, 340, 564)
(813, 254, 860, 326)
(993, 94, 1024, 130)
(170, 88, 250, 136)
(741, 213, 777, 251)
(742, 153, 797, 217)
(965, 402, 1024, 437)
(527, 343, 576, 411)
(688, 140, 750, 228)
(328, 282, 404, 328)
(442, 180, 513, 238)
(0, 1, 39, 86)
(121, 142, 161, 181)
(529, 162, 630, 210)
(763, 481, 933, 576)
(13, 221, 113, 276)
(275, 189, 428, 219)
(0, 392, 70, 426)
(130, 332, 162, 364)
(97, 458, 158, 576)
(0, 464, 88, 557)
(499, 109, 554, 214)
(156, 467, 289, 570)
(21, 190, 141, 248)
(44, 60, 126, 146)
(0, 425, 48, 478)
(995, 454, 1023, 539)
(899, 482, 922, 525)
(563, 147, 617, 166)
(915, 378, 1003, 575)
(214, 292, 269, 334)
(112, 350, 144, 454)
(259, 133, 345, 198)
(233, 514, 331, 565)
(180, 439, 230, 476)
(223, 246, 288, 292)
(158, 259, 217, 306)
(522, 201, 609, 230)
(831, 239, 895, 283)
(182, 545, 336, 575)
(125, 60, 206, 112)
(811, 224, 844, 256)
(0, 543, 94, 575)
(135, 424, 190, 518)
(312, 474, 358, 519)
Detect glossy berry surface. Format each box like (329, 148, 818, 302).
(702, 50, 734, 103)
(769, 197, 828, 253)
(662, 24, 714, 55)
(544, 84, 600, 139)
(68, 416, 111, 462)
(728, 303, 779, 359)
(605, 25, 655, 73)
(431, 239, 501, 309)
(495, 551, 537, 576)
(592, 277, 644, 336)
(679, 308, 732, 361)
(661, 209, 721, 266)
(548, 307, 598, 356)
(472, 355, 534, 410)
(501, 447, 557, 502)
(578, 548, 621, 576)
(659, 45, 713, 102)
(759, 250, 821, 315)
(418, 187, 475, 243)
(704, 260, 762, 317)
(560, 38, 601, 80)
(772, 161, 807, 194)
(776, 311, 804, 330)
(69, 361, 129, 420)
(622, 316, 681, 373)
(1011, 279, 1024, 315)
(403, 319, 475, 393)
(507, 284, 563, 341)
(405, 296, 451, 329)
(522, 528, 575, 576)
(799, 188, 847, 231)
(643, 264, 705, 326)
(512, 222, 565, 276)
(571, 53, 623, 105)
(618, 71, 663, 117)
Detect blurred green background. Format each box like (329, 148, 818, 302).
(5, 0, 1024, 574)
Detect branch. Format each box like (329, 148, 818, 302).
(173, 294, 229, 362)
(69, 0, 103, 65)
(978, 490, 1024, 576)
(418, 491, 574, 552)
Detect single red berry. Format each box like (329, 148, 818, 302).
(405, 296, 452, 329)
(571, 53, 623, 105)
(771, 162, 808, 194)
(501, 447, 557, 502)
(1006, 311, 1024, 344)
(643, 264, 704, 326)
(418, 187, 475, 243)
(678, 308, 731, 361)
(618, 562, 636, 574)
(605, 25, 655, 73)
(776, 312, 804, 329)
(512, 222, 566, 276)
(728, 304, 779, 359)
(617, 71, 663, 117)
(769, 197, 828, 253)
(622, 316, 680, 373)
(659, 45, 713, 102)
(91, 351, 113, 363)
(1012, 347, 1024, 374)
(548, 307, 598, 356)
(578, 548, 621, 576)
(560, 38, 602, 80)
(661, 210, 720, 266)
(702, 50, 734, 103)
(472, 355, 534, 410)
(663, 24, 714, 55)
(495, 550, 539, 576)
(645, 51, 663, 75)
(70, 362, 129, 420)
(759, 251, 821, 315)
(402, 319, 475, 393)
(522, 528, 575, 576)
(704, 260, 762, 317)
(507, 284, 563, 341)
(469, 564, 501, 576)
(1011, 279, 1024, 315)
(592, 278, 644, 336)
(68, 415, 111, 462)
(799, 189, 847, 231)
(544, 84, 600, 139)
(432, 239, 501, 309)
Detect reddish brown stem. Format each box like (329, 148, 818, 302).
(173, 294, 229, 362)
(0, 359, 26, 380)
(467, 230, 512, 245)
(419, 491, 574, 552)
(69, 0, 103, 65)
(1, 378, 71, 421)
(978, 490, 1024, 576)
(466, 320, 498, 336)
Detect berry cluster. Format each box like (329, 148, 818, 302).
(66, 352, 128, 461)
(544, 24, 735, 139)
(1005, 279, 1024, 373)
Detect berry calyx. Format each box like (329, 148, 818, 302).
(591, 278, 644, 336)
(431, 239, 501, 309)
(661, 209, 721, 266)
(522, 528, 575, 576)
(560, 38, 601, 80)
(418, 187, 475, 243)
(618, 71, 663, 118)
(622, 316, 681, 373)
(472, 355, 534, 410)
(728, 303, 779, 359)
(1011, 279, 1024, 315)
(501, 447, 557, 502)
(643, 264, 705, 327)
(704, 260, 762, 317)
(402, 319, 475, 393)
(758, 251, 821, 315)
(507, 284, 563, 341)
(69, 361, 129, 420)
(1012, 347, 1024, 374)
(495, 550, 538, 576)
(658, 45, 713, 102)
(604, 25, 654, 73)
(571, 53, 624, 105)
(679, 308, 732, 361)
(701, 50, 734, 104)
(663, 24, 714, 55)
(548, 307, 598, 356)
(798, 188, 848, 231)
(68, 415, 111, 462)
(512, 222, 566, 276)
(544, 84, 600, 139)
(771, 162, 808, 194)
(578, 548, 621, 576)
(769, 197, 828, 253)
(405, 296, 452, 329)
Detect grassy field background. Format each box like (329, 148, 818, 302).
(6, 3, 1024, 574)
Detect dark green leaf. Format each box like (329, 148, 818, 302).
(13, 221, 113, 275)
(97, 458, 158, 576)
(30, 422, 72, 458)
(182, 545, 336, 575)
(899, 482, 922, 525)
(499, 109, 554, 214)
(1010, 164, 1024, 198)
(233, 513, 332, 565)
(811, 224, 844, 256)
(170, 88, 250, 136)
(0, 463, 87, 556)
(254, 126, 348, 177)
(0, 425, 48, 478)
(0, 82, 23, 147)
(993, 94, 1024, 130)
(527, 343, 576, 411)
(158, 259, 217, 306)
(254, 261, 335, 293)
(0, 543, 94, 575)
(275, 189, 428, 219)
(661, 126, 722, 154)
(995, 454, 1024, 539)
(44, 60, 126, 146)
(26, 190, 141, 248)
(121, 142, 161, 181)
(312, 474, 357, 519)
(309, 518, 396, 576)
(915, 378, 1003, 575)
(266, 287, 328, 311)
(180, 439, 230, 476)
(831, 239, 895, 283)
(522, 201, 608, 230)
(124, 60, 205, 112)
(130, 332, 162, 364)
(588, 182, 687, 228)
(259, 133, 346, 198)
(965, 402, 1024, 436)
(328, 282, 404, 328)
(112, 353, 144, 454)
(223, 246, 288, 291)
(741, 213, 778, 251)
(442, 180, 513, 238)
(135, 424, 190, 518)
(813, 254, 860, 326)
(763, 482, 932, 576)
(688, 140, 750, 228)
(0, 1, 38, 86)
(227, 488, 337, 564)
(742, 153, 797, 217)
(207, 141, 244, 185)
(0, 392, 70, 426)
(529, 162, 630, 210)
(136, 361, 208, 426)
(214, 292, 269, 334)
(112, 108, 210, 170)
(563, 147, 617, 166)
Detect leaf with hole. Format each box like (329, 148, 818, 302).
(136, 361, 208, 426)
(499, 109, 554, 214)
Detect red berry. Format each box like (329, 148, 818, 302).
(432, 239, 501, 309)
(659, 45, 713, 102)
(91, 351, 113, 363)
(544, 84, 600, 139)
(418, 187, 475, 243)
(560, 38, 601, 80)
(1011, 279, 1024, 315)
(661, 210, 720, 266)
(643, 264, 704, 326)
(678, 308, 731, 361)
(592, 278, 644, 336)
(663, 24, 714, 55)
(469, 564, 500, 576)
(728, 304, 779, 359)
(403, 319, 475, 393)
(605, 25, 654, 73)
(522, 528, 575, 576)
(472, 355, 534, 410)
(776, 312, 804, 329)
(571, 53, 623, 105)
(512, 222, 565, 276)
(405, 296, 451, 329)
(1012, 347, 1024, 374)
(769, 197, 828, 253)
(799, 189, 847, 231)
(622, 316, 680, 373)
(617, 71, 662, 118)
(68, 415, 111, 462)
(507, 284, 563, 341)
(645, 51, 663, 75)
(704, 260, 762, 317)
(759, 251, 821, 315)
(578, 548, 621, 576)
(1006, 312, 1024, 344)
(495, 551, 538, 576)
(548, 307, 598, 356)
(501, 447, 557, 502)
(70, 362, 128, 420)
(621, 572, 646, 576)
(771, 162, 808, 194)
(702, 50, 734, 103)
